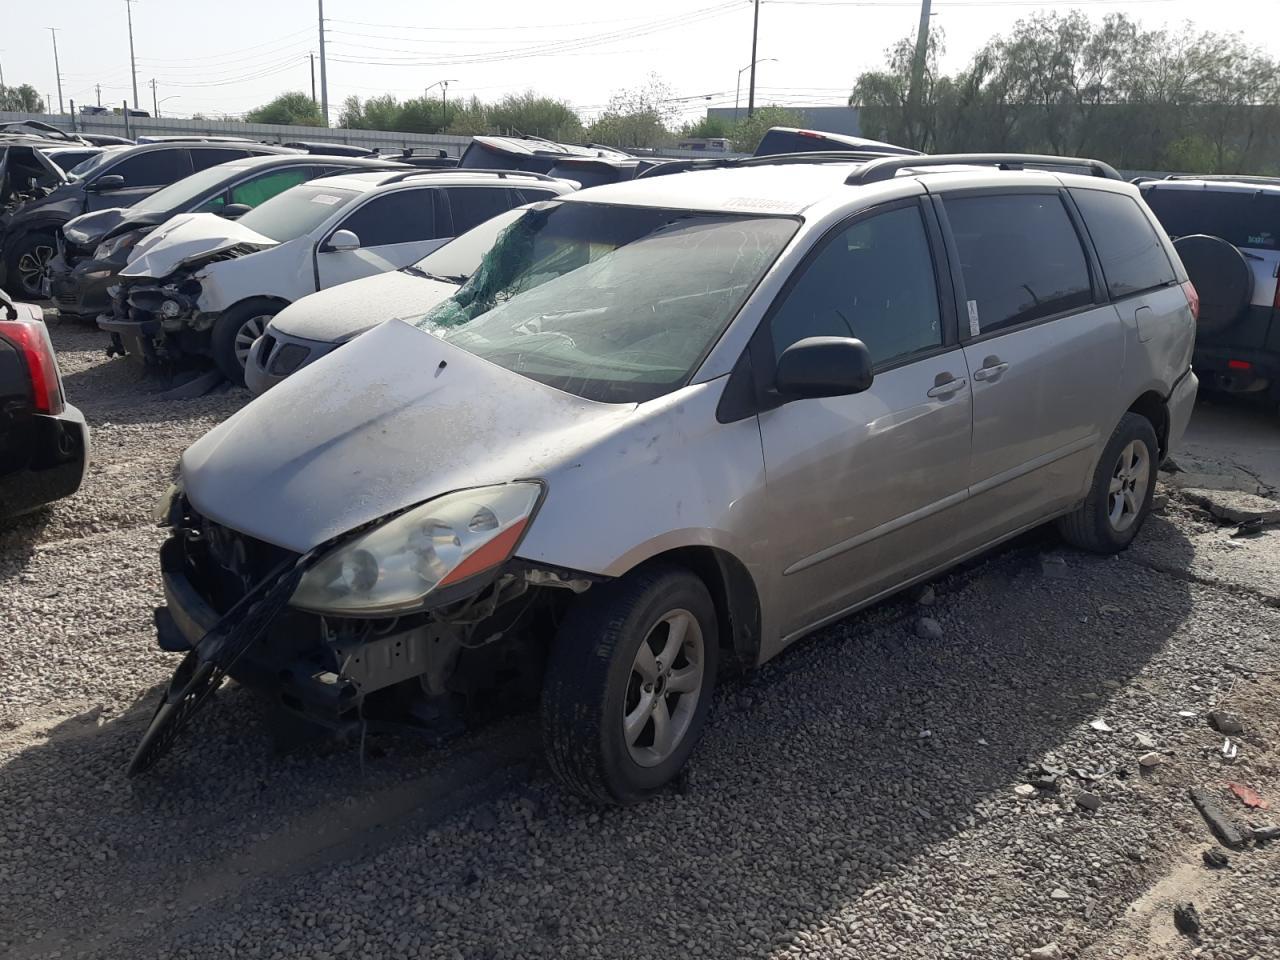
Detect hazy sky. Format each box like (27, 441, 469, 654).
(6, 0, 1280, 124)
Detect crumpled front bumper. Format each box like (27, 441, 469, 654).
(48, 252, 123, 319)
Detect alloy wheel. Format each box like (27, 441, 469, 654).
(233, 314, 271, 369)
(17, 244, 54, 297)
(1107, 439, 1150, 532)
(623, 608, 705, 768)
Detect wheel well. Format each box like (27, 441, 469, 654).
(225, 295, 290, 318)
(1127, 391, 1170, 459)
(640, 546, 761, 672)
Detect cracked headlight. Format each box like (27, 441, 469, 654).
(93, 230, 143, 261)
(291, 482, 543, 615)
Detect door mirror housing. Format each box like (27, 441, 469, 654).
(774, 336, 874, 400)
(88, 174, 126, 193)
(219, 203, 253, 219)
(326, 229, 361, 252)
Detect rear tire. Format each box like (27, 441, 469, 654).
(541, 564, 718, 805)
(1058, 412, 1159, 553)
(211, 300, 280, 386)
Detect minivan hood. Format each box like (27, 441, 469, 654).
(271, 269, 460, 342)
(121, 212, 276, 279)
(62, 207, 128, 246)
(180, 318, 632, 553)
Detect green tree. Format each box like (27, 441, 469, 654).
(680, 116, 733, 140)
(729, 106, 806, 152)
(0, 84, 45, 112)
(486, 92, 582, 140)
(585, 74, 679, 148)
(244, 91, 324, 126)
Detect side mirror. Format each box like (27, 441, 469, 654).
(219, 203, 252, 219)
(326, 229, 361, 252)
(774, 336, 874, 400)
(88, 174, 126, 192)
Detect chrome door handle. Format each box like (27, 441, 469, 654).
(926, 377, 967, 399)
(973, 362, 1009, 382)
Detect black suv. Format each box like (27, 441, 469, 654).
(1, 141, 292, 298)
(1139, 176, 1280, 412)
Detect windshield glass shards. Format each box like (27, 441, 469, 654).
(413, 202, 797, 404)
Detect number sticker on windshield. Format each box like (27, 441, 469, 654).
(310, 194, 343, 205)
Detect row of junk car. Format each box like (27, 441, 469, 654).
(3, 118, 1226, 803)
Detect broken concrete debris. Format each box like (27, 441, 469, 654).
(1173, 902, 1202, 938)
(1014, 784, 1038, 799)
(915, 617, 943, 641)
(1138, 752, 1162, 768)
(1089, 719, 1114, 733)
(1076, 792, 1102, 812)
(1202, 848, 1230, 869)
(1208, 711, 1245, 736)
(1189, 787, 1247, 848)
(1028, 945, 1063, 960)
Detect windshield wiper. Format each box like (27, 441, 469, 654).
(402, 264, 466, 284)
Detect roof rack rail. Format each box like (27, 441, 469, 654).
(637, 149, 902, 180)
(311, 163, 413, 179)
(1158, 174, 1280, 187)
(375, 167, 561, 186)
(846, 153, 1122, 185)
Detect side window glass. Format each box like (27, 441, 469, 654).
(769, 204, 943, 367)
(446, 186, 522, 235)
(946, 193, 1092, 336)
(194, 191, 229, 213)
(229, 168, 312, 208)
(190, 148, 251, 172)
(109, 149, 192, 187)
(1071, 189, 1177, 299)
(334, 190, 436, 247)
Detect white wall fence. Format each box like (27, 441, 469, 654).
(1, 111, 747, 160)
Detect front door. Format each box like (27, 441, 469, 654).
(938, 190, 1125, 547)
(315, 188, 446, 291)
(755, 199, 973, 644)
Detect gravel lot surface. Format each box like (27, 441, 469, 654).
(2, 318, 1279, 960)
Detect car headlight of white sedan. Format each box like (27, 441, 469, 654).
(290, 482, 544, 616)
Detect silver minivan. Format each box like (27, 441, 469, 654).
(133, 153, 1200, 804)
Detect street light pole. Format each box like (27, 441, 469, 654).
(48, 28, 64, 116)
(747, 0, 761, 118)
(317, 0, 329, 126)
(736, 58, 776, 121)
(126, 0, 139, 111)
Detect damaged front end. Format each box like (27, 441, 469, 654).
(99, 273, 205, 366)
(131, 483, 596, 775)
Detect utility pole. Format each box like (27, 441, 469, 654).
(0, 53, 6, 89)
(126, 0, 139, 111)
(441, 80, 449, 126)
(150, 78, 157, 118)
(317, 0, 329, 126)
(48, 28, 64, 116)
(95, 83, 102, 107)
(907, 0, 932, 150)
(309, 52, 316, 105)
(747, 0, 760, 118)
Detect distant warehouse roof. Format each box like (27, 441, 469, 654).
(707, 105, 862, 138)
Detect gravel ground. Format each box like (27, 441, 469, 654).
(2, 317, 1279, 960)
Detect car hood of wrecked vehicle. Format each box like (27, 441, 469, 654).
(270, 269, 460, 343)
(179, 317, 635, 555)
(120, 212, 276, 279)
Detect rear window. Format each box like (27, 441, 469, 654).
(1142, 186, 1280, 250)
(945, 193, 1093, 336)
(1071, 189, 1177, 299)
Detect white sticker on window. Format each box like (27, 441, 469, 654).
(967, 299, 980, 337)
(310, 194, 343, 205)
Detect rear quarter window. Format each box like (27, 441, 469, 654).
(1071, 189, 1177, 299)
(1142, 187, 1280, 251)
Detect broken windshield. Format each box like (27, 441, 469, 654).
(413, 202, 797, 403)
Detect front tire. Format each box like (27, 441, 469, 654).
(211, 301, 280, 386)
(5, 232, 57, 299)
(1058, 412, 1159, 553)
(541, 564, 719, 805)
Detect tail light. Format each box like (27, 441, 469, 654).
(1227, 359, 1252, 371)
(1181, 280, 1200, 321)
(0, 319, 64, 415)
